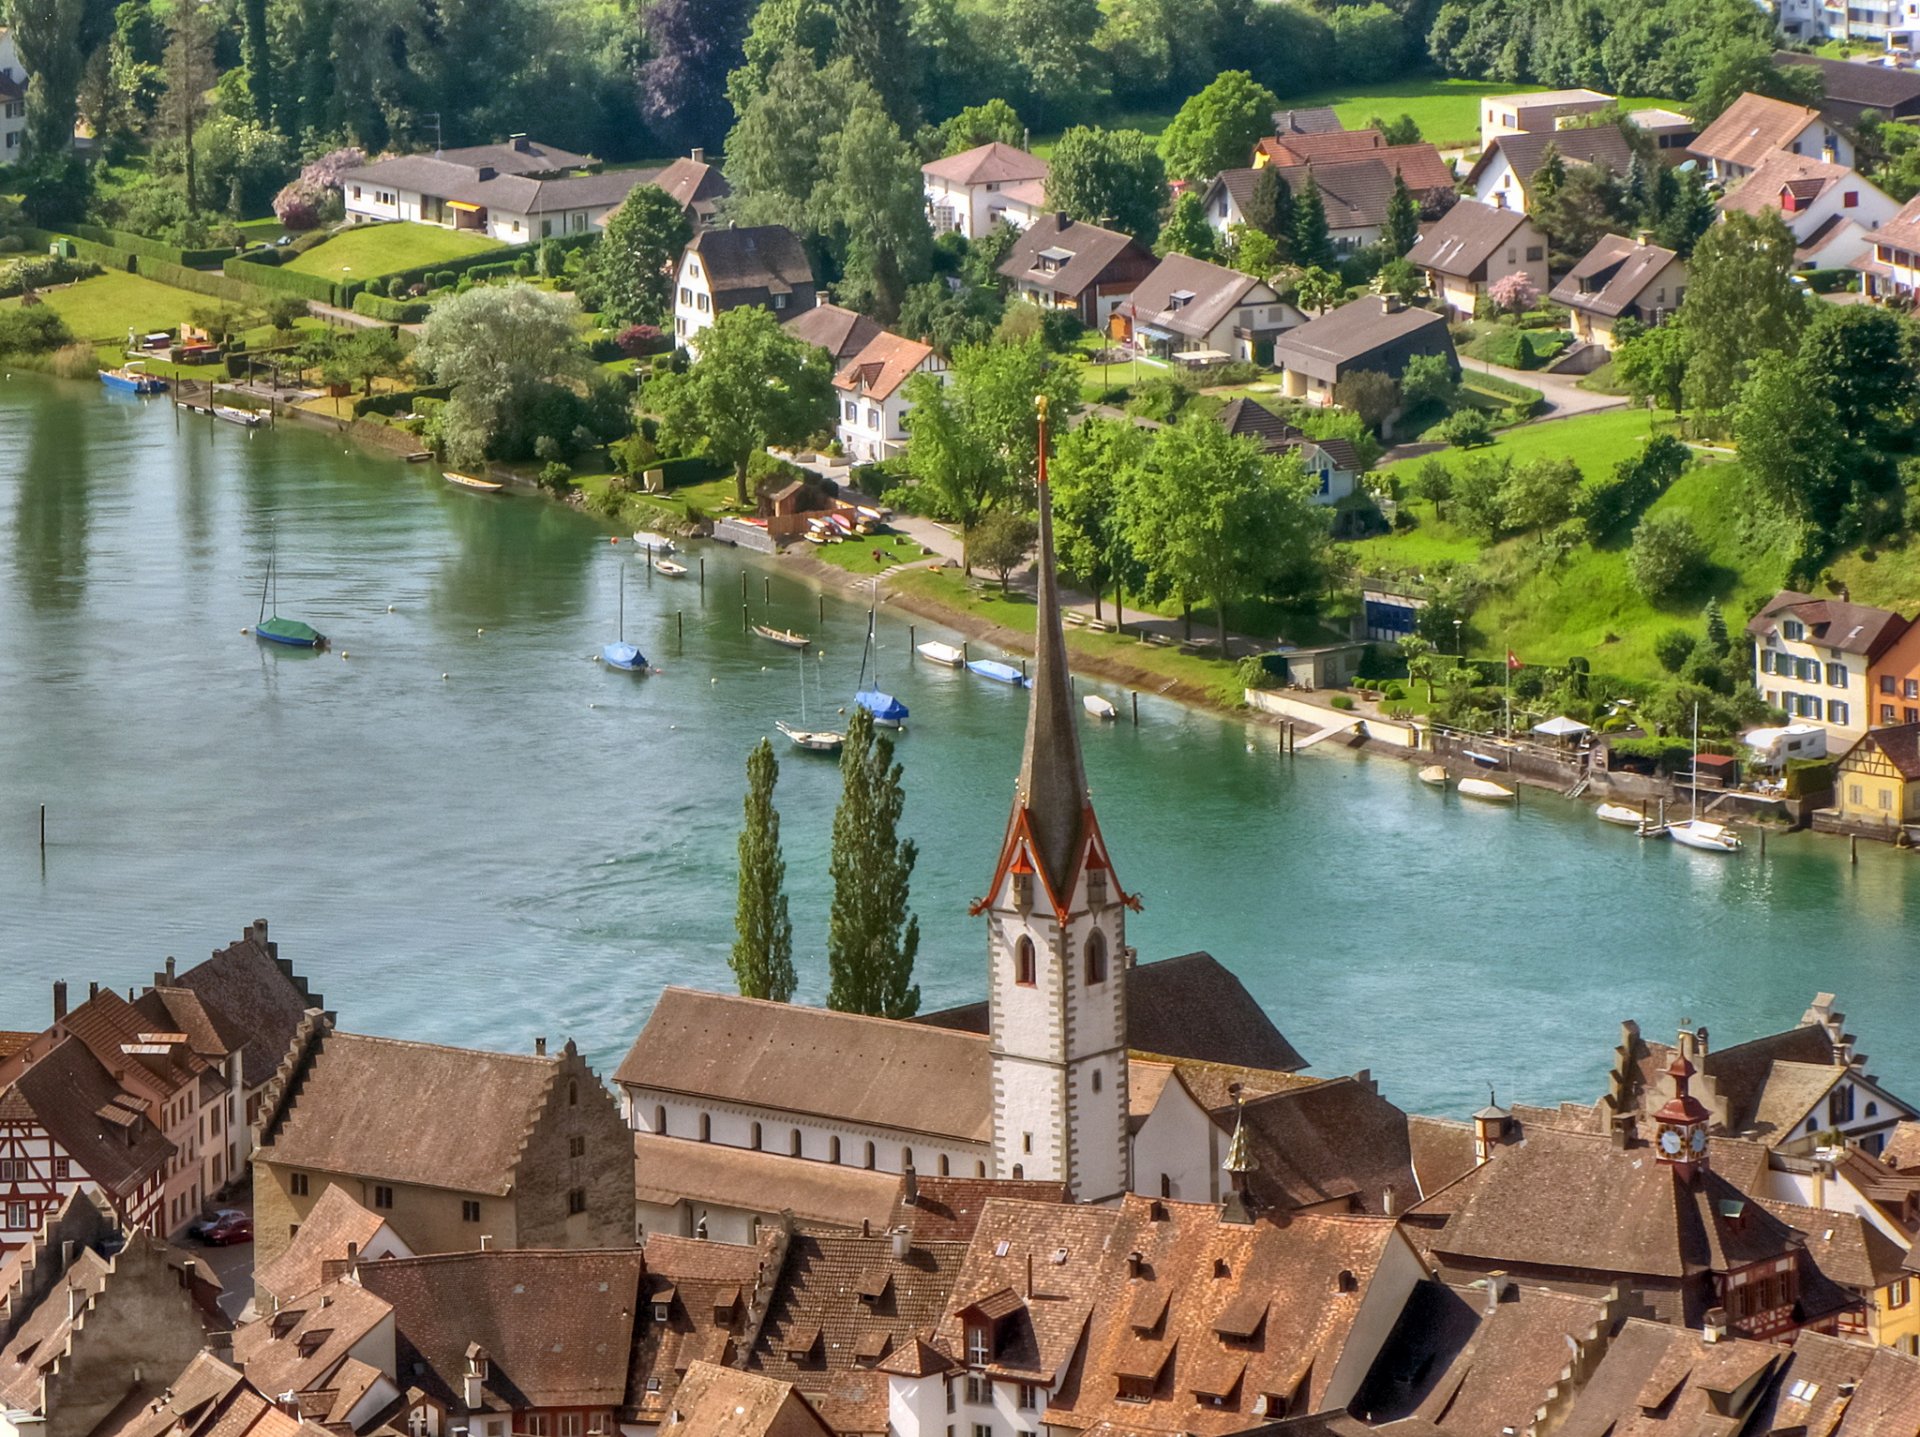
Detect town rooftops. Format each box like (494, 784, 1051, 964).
(1543, 1317, 1782, 1435)
(1752, 1329, 1920, 1434)
(1126, 253, 1266, 341)
(1274, 143, 1457, 205)
(251, 1183, 392, 1306)
(783, 303, 883, 366)
(230, 1275, 395, 1407)
(1747, 590, 1909, 658)
(1844, 723, 1920, 782)
(1256, 128, 1384, 167)
(1779, 50, 1920, 122)
(1757, 1198, 1908, 1293)
(173, 919, 321, 1091)
(1549, 234, 1681, 318)
(634, 1132, 905, 1232)
(1467, 124, 1634, 192)
(998, 213, 1150, 298)
(1272, 106, 1344, 135)
(922, 141, 1049, 187)
(1234, 1074, 1422, 1216)
(687, 225, 815, 296)
(633, 1231, 781, 1419)
(667, 1361, 834, 1437)
(92, 1353, 302, 1437)
(1274, 295, 1451, 381)
(619, 987, 991, 1142)
(2, 1036, 172, 1206)
(256, 1029, 579, 1196)
(890, 1175, 1071, 1244)
(1873, 193, 1920, 260)
(834, 330, 935, 401)
(1405, 199, 1533, 279)
(0, 1247, 115, 1412)
(1690, 93, 1825, 173)
(651, 154, 731, 211)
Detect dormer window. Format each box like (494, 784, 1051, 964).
(1783, 619, 1805, 641)
(968, 1324, 991, 1366)
(1168, 289, 1195, 311)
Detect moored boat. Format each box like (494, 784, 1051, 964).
(632, 530, 677, 553)
(856, 689, 908, 726)
(251, 548, 327, 649)
(213, 405, 266, 427)
(917, 641, 965, 667)
(601, 564, 647, 672)
(968, 659, 1030, 687)
(654, 559, 688, 578)
(1084, 694, 1118, 720)
(1418, 765, 1447, 786)
(99, 362, 166, 395)
(776, 720, 844, 753)
(753, 624, 810, 649)
(444, 471, 504, 493)
(1596, 802, 1644, 827)
(1667, 818, 1742, 852)
(1457, 778, 1515, 802)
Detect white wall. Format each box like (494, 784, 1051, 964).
(674, 252, 717, 354)
(1325, 1231, 1428, 1411)
(1471, 152, 1527, 210)
(1130, 1078, 1220, 1204)
(0, 31, 27, 164)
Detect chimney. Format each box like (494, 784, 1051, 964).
(1381, 294, 1405, 314)
(535, 1036, 546, 1057)
(1635, 228, 1654, 247)
(1610, 1114, 1634, 1150)
(511, 134, 531, 153)
(891, 1227, 909, 1260)
(691, 147, 705, 165)
(1055, 212, 1071, 230)
(164, 956, 176, 983)
(1025, 1253, 1034, 1299)
(1695, 1026, 1709, 1058)
(88, 981, 99, 1001)
(901, 1163, 917, 1206)
(476, 165, 496, 182)
(346, 1241, 359, 1270)
(251, 918, 269, 946)
(1702, 1306, 1728, 1343)
(1125, 1250, 1144, 1278)
(1482, 1273, 1511, 1314)
(52, 981, 66, 1022)
(1382, 1187, 1396, 1217)
(861, 1218, 870, 1237)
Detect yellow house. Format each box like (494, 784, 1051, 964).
(1834, 724, 1920, 830)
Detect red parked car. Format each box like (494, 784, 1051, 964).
(191, 1209, 253, 1246)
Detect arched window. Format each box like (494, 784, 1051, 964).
(1085, 931, 1108, 985)
(699, 1113, 712, 1143)
(1868, 1101, 1881, 1118)
(1015, 937, 1036, 986)
(901, 1146, 915, 1170)
(975, 1160, 987, 1178)
(830, 1136, 843, 1164)
(1012, 1164, 1024, 1180)
(568, 1080, 579, 1107)
(653, 1105, 667, 1135)
(1092, 1068, 1103, 1094)
(790, 1129, 803, 1157)
(864, 1141, 877, 1170)
(750, 1122, 763, 1151)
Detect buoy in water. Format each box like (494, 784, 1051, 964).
(387, 605, 395, 613)
(477, 628, 484, 635)
(441, 673, 449, 679)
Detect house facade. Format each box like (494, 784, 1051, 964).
(922, 143, 1049, 240)
(1689, 93, 1853, 183)
(1748, 590, 1908, 740)
(1404, 199, 1549, 317)
(997, 213, 1156, 327)
(1717, 152, 1901, 270)
(1832, 724, 1920, 831)
(1215, 396, 1360, 505)
(341, 137, 646, 244)
(0, 29, 24, 165)
(1478, 88, 1613, 148)
(673, 226, 816, 357)
(1869, 614, 1920, 725)
(1119, 252, 1298, 363)
(1466, 125, 1635, 212)
(833, 331, 947, 464)
(1548, 233, 1686, 351)
(1860, 193, 1920, 299)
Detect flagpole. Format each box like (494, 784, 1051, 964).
(1505, 642, 1512, 740)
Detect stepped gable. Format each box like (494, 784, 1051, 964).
(256, 1029, 565, 1195)
(916, 952, 1305, 1073)
(174, 919, 324, 1091)
(0, 1248, 113, 1409)
(251, 1184, 389, 1307)
(133, 986, 232, 1068)
(359, 1250, 645, 1411)
(888, 1176, 1071, 1245)
(631, 1229, 784, 1421)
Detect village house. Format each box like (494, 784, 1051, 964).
(647, 149, 730, 228)
(1404, 199, 1549, 318)
(1262, 147, 1459, 253)
(1831, 724, 1920, 834)
(833, 330, 947, 464)
(1465, 124, 1635, 212)
(93, 1352, 304, 1437)
(1749, 589, 1908, 739)
(1752, 1332, 1920, 1429)
(1479, 87, 1614, 148)
(251, 1018, 634, 1277)
(252, 1183, 414, 1312)
(673, 225, 816, 357)
(1269, 106, 1343, 138)
(1779, 49, 1920, 127)
(1869, 592, 1920, 723)
(230, 1274, 399, 1430)
(922, 143, 1049, 240)
(0, 29, 23, 165)
(1215, 396, 1359, 505)
(1689, 92, 1854, 184)
(630, 1228, 785, 1427)
(1271, 294, 1458, 408)
(996, 213, 1156, 327)
(667, 1363, 836, 1437)
(1117, 252, 1299, 364)
(1858, 191, 1920, 300)
(1198, 169, 1264, 238)
(1254, 127, 1392, 167)
(1759, 1143, 1920, 1350)
(341, 136, 649, 243)
(783, 303, 883, 369)
(1757, 1196, 1911, 1342)
(1717, 151, 1901, 270)
(1549, 233, 1686, 351)
(1523, 1317, 1784, 1433)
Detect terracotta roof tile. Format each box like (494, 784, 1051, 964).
(173, 923, 321, 1091)
(1467, 125, 1633, 191)
(667, 1361, 835, 1437)
(1549, 234, 1682, 319)
(1405, 200, 1531, 279)
(4, 1036, 173, 1206)
(784, 305, 885, 365)
(93, 1353, 304, 1437)
(1407, 1117, 1477, 1199)
(1747, 591, 1908, 660)
(922, 143, 1048, 187)
(889, 1177, 1071, 1245)
(251, 1184, 391, 1306)
(231, 1276, 394, 1403)
(1843, 723, 1920, 782)
(834, 331, 937, 402)
(632, 1230, 777, 1417)
(1547, 1318, 1781, 1437)
(1256, 129, 1385, 166)
(1883, 1120, 1920, 1171)
(1124, 254, 1266, 342)
(1691, 93, 1825, 172)
(1757, 1199, 1907, 1291)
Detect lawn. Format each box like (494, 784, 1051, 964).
(1382, 406, 1679, 486)
(1281, 78, 1677, 148)
(285, 224, 503, 281)
(1031, 107, 1178, 159)
(806, 530, 930, 577)
(6, 270, 213, 343)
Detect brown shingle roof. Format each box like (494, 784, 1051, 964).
(59, 987, 205, 1100)
(783, 304, 884, 366)
(889, 1176, 1072, 1244)
(251, 1183, 391, 1306)
(998, 214, 1155, 301)
(651, 157, 731, 211)
(358, 1250, 646, 1410)
(1844, 723, 1920, 782)
(1466, 125, 1633, 192)
(617, 989, 991, 1143)
(1213, 398, 1359, 476)
(1236, 1076, 1421, 1216)
(1405, 199, 1531, 280)
(1547, 1318, 1781, 1437)
(5, 1036, 172, 1206)
(1780, 50, 1920, 117)
(0, 1247, 115, 1411)
(1549, 234, 1682, 319)
(1273, 295, 1453, 381)
(634, 1132, 903, 1231)
(257, 1030, 565, 1196)
(1746, 590, 1909, 660)
(1753, 1330, 1920, 1437)
(134, 987, 233, 1066)
(922, 142, 1048, 187)
(93, 1353, 303, 1437)
(174, 922, 320, 1091)
(1125, 254, 1265, 341)
(1691, 93, 1824, 172)
(1883, 1119, 1920, 1171)
(1256, 129, 1384, 166)
(1407, 1117, 1477, 1200)
(1758, 1199, 1907, 1292)
(689, 226, 815, 296)
(1272, 107, 1343, 136)
(668, 1361, 835, 1437)
(1718, 152, 1869, 218)
(633, 1232, 778, 1418)
(834, 331, 936, 402)
(231, 1276, 395, 1402)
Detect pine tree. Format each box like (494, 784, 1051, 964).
(826, 707, 921, 1018)
(1244, 167, 1294, 259)
(1383, 170, 1418, 257)
(732, 738, 796, 1003)
(1532, 143, 1566, 208)
(1704, 599, 1730, 656)
(1292, 172, 1334, 270)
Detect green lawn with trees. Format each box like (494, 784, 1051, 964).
(1, 270, 207, 342)
(284, 225, 503, 281)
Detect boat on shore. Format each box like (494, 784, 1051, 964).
(917, 641, 965, 668)
(213, 405, 266, 428)
(1084, 694, 1117, 721)
(654, 559, 688, 578)
(753, 624, 810, 650)
(100, 362, 166, 396)
(444, 471, 504, 493)
(1596, 802, 1645, 827)
(1458, 778, 1514, 802)
(1418, 765, 1448, 786)
(632, 530, 677, 554)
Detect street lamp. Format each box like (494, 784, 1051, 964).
(1453, 617, 1463, 656)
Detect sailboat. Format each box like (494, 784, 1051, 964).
(251, 547, 327, 649)
(601, 563, 647, 672)
(1663, 703, 1741, 852)
(777, 650, 844, 753)
(853, 583, 908, 728)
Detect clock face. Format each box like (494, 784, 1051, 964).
(1659, 1128, 1684, 1156)
(1690, 1125, 1709, 1156)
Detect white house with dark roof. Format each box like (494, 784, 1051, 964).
(1548, 233, 1686, 351)
(1405, 199, 1549, 317)
(0, 29, 24, 164)
(923, 142, 1049, 239)
(1118, 253, 1299, 363)
(340, 135, 649, 243)
(782, 301, 883, 368)
(997, 213, 1157, 327)
(1215, 396, 1359, 504)
(1466, 124, 1635, 211)
(1272, 294, 1458, 407)
(833, 330, 947, 463)
(673, 225, 816, 356)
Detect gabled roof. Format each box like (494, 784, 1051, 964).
(922, 142, 1049, 187)
(1273, 295, 1452, 378)
(651, 156, 731, 210)
(1779, 50, 1920, 120)
(1757, 1199, 1907, 1293)
(634, 1131, 904, 1232)
(1719, 152, 1881, 219)
(890, 1176, 1072, 1244)
(1234, 1075, 1421, 1216)
(632, 1231, 779, 1419)
(1752, 1329, 1920, 1437)
(1405, 199, 1532, 279)
(359, 1250, 645, 1411)
(1466, 124, 1634, 192)
(1256, 129, 1384, 167)
(1545, 1317, 1781, 1437)
(0, 1247, 115, 1411)
(1691, 93, 1826, 172)
(783, 303, 884, 365)
(1548, 234, 1682, 318)
(1203, 168, 1264, 222)
(667, 1361, 835, 1437)
(173, 921, 321, 1091)
(92, 1353, 303, 1437)
(434, 138, 593, 175)
(4, 1036, 173, 1205)
(1272, 107, 1344, 135)
(1126, 254, 1266, 340)
(1214, 398, 1359, 474)
(834, 330, 936, 401)
(232, 1276, 395, 1405)
(252, 1183, 394, 1306)
(342, 152, 645, 214)
(998, 214, 1153, 299)
(1884, 1119, 1920, 1171)
(617, 988, 991, 1142)
(58, 987, 206, 1101)
(1746, 590, 1909, 659)
(687, 226, 815, 296)
(1872, 192, 1920, 258)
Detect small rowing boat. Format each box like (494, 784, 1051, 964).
(1418, 765, 1448, 786)
(753, 624, 811, 650)
(444, 471, 503, 493)
(1596, 803, 1644, 828)
(1084, 694, 1117, 720)
(917, 641, 965, 668)
(654, 559, 688, 578)
(968, 659, 1030, 688)
(1457, 778, 1515, 802)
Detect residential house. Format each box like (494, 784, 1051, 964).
(1831, 724, 1920, 833)
(0, 29, 23, 165)
(1465, 124, 1635, 212)
(1404, 199, 1549, 318)
(1269, 106, 1343, 137)
(1255, 127, 1390, 167)
(1758, 1197, 1911, 1342)
(230, 1275, 399, 1432)
(1199, 168, 1264, 238)
(631, 1229, 785, 1427)
(996, 213, 1156, 327)
(251, 1018, 634, 1278)
(1717, 152, 1901, 270)
(833, 331, 948, 464)
(1859, 191, 1920, 299)
(673, 225, 816, 356)
(782, 303, 883, 368)
(1265, 146, 1460, 252)
(1869, 602, 1920, 723)
(667, 1363, 836, 1437)
(252, 1183, 414, 1312)
(649, 149, 730, 227)
(1271, 294, 1458, 407)
(1753, 1332, 1920, 1429)
(1215, 396, 1360, 505)
(1523, 1318, 1784, 1434)
(92, 1353, 305, 1437)
(1549, 233, 1686, 351)
(922, 143, 1049, 240)
(1689, 93, 1854, 183)
(341, 136, 650, 243)
(1748, 589, 1908, 739)
(1627, 106, 1701, 162)
(633, 1137, 904, 1241)
(1479, 87, 1614, 148)
(1761, 1143, 1920, 1351)
(1779, 50, 1920, 126)
(1118, 253, 1299, 364)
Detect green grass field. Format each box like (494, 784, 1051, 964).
(285, 224, 502, 281)
(1283, 79, 1677, 148)
(4, 270, 209, 343)
(1383, 406, 1677, 486)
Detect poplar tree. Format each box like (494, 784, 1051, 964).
(1292, 173, 1334, 269)
(732, 739, 796, 1003)
(1383, 171, 1419, 257)
(827, 708, 921, 1019)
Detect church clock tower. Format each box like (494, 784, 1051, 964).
(971, 395, 1135, 1203)
(1653, 1048, 1712, 1182)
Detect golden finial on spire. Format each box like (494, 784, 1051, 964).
(1223, 1092, 1257, 1175)
(1035, 393, 1050, 421)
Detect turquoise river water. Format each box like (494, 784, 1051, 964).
(0, 374, 1916, 1118)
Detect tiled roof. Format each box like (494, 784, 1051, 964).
(343, 153, 646, 215)
(618, 989, 991, 1143)
(435, 138, 593, 174)
(359, 1250, 646, 1410)
(1256, 129, 1384, 166)
(689, 226, 815, 296)
(1203, 168, 1264, 223)
(1718, 152, 1868, 218)
(232, 1276, 395, 1401)
(922, 142, 1048, 187)
(1274, 295, 1451, 378)
(257, 1030, 566, 1196)
(1691, 93, 1824, 172)
(1405, 200, 1531, 280)
(1271, 107, 1343, 135)
(1468, 125, 1633, 191)
(0, 1033, 33, 1062)
(651, 157, 731, 210)
(1759, 1199, 1907, 1292)
(783, 304, 884, 365)
(173, 921, 320, 1090)
(1747, 590, 1909, 660)
(251, 1184, 391, 1307)
(667, 1361, 834, 1437)
(1268, 151, 1456, 233)
(1125, 253, 1264, 341)
(1546, 1317, 1781, 1437)
(134, 987, 233, 1065)
(998, 213, 1153, 300)
(5, 1036, 172, 1205)
(1845, 722, 1920, 781)
(0, 1247, 114, 1411)
(59, 987, 205, 1101)
(632, 1231, 778, 1420)
(1779, 50, 1920, 117)
(1236, 1075, 1421, 1216)
(1874, 193, 1920, 258)
(634, 1132, 903, 1231)
(916, 952, 1306, 1073)
(1744, 1060, 1846, 1141)
(1753, 1330, 1920, 1437)
(834, 331, 936, 402)
(1549, 234, 1681, 318)
(1407, 1117, 1477, 1199)
(92, 1352, 303, 1437)
(1883, 1119, 1920, 1171)
(890, 1176, 1071, 1244)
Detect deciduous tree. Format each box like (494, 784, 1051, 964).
(970, 508, 1039, 592)
(1627, 511, 1707, 601)
(733, 738, 796, 1003)
(1682, 208, 1804, 414)
(940, 98, 1024, 153)
(577, 185, 692, 328)
(827, 708, 920, 1019)
(1160, 69, 1280, 181)
(1051, 417, 1147, 621)
(640, 0, 753, 152)
(1044, 126, 1167, 245)
(1156, 191, 1217, 260)
(413, 284, 583, 465)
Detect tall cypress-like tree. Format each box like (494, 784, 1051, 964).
(1383, 170, 1418, 257)
(831, 0, 919, 129)
(826, 708, 921, 1019)
(1244, 166, 1294, 259)
(241, 0, 272, 125)
(732, 739, 796, 1003)
(1292, 172, 1334, 270)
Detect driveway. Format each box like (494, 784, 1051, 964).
(1468, 357, 1628, 419)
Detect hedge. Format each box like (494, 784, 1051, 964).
(654, 454, 729, 489)
(1784, 756, 1838, 800)
(142, 259, 276, 306)
(376, 229, 599, 295)
(352, 291, 431, 323)
(355, 385, 449, 417)
(224, 255, 352, 307)
(65, 222, 231, 270)
(21, 227, 137, 272)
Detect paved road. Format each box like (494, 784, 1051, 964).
(1468, 357, 1629, 419)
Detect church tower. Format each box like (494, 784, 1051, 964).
(972, 395, 1134, 1203)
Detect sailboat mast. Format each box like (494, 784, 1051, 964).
(619, 564, 625, 643)
(1692, 702, 1700, 823)
(258, 552, 270, 625)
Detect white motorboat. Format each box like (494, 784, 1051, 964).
(1418, 765, 1448, 786)
(1667, 818, 1742, 852)
(654, 558, 688, 578)
(1083, 694, 1118, 721)
(917, 641, 965, 667)
(1458, 778, 1515, 802)
(213, 405, 267, 427)
(776, 720, 844, 753)
(1596, 803, 1645, 827)
(632, 530, 677, 553)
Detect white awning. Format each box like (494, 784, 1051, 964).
(1532, 715, 1591, 737)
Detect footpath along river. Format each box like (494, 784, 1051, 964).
(0, 374, 1917, 1117)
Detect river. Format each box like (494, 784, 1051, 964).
(0, 374, 1915, 1119)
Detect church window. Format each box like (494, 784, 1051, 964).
(1023, 1133, 1033, 1154)
(751, 1122, 763, 1151)
(830, 1137, 843, 1163)
(940, 1154, 951, 1176)
(1014, 938, 1036, 986)
(975, 1161, 987, 1177)
(699, 1113, 712, 1143)
(790, 1129, 803, 1156)
(902, 1146, 915, 1169)
(1085, 932, 1107, 985)
(654, 1105, 667, 1133)
(864, 1141, 877, 1169)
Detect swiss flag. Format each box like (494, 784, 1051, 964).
(1506, 649, 1521, 672)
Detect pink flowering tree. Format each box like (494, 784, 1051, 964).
(1488, 271, 1539, 316)
(272, 148, 368, 230)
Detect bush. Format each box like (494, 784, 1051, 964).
(352, 291, 431, 323)
(1654, 628, 1697, 673)
(0, 305, 74, 353)
(1609, 735, 1694, 773)
(50, 341, 99, 379)
(1236, 655, 1284, 691)
(386, 276, 405, 299)
(538, 461, 574, 493)
(0, 252, 100, 298)
(617, 323, 667, 358)
(1329, 694, 1356, 710)
(1784, 757, 1838, 800)
(1441, 408, 1494, 448)
(537, 240, 565, 279)
(1333, 369, 1401, 431)
(1382, 681, 1407, 700)
(1628, 512, 1706, 601)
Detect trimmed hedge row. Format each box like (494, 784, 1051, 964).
(65, 222, 231, 270)
(224, 255, 349, 306)
(142, 259, 276, 306)
(226, 228, 600, 310)
(352, 291, 431, 323)
(355, 385, 449, 417)
(372, 229, 597, 297)
(22, 227, 137, 272)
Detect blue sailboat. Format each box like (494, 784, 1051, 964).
(602, 564, 647, 672)
(853, 585, 908, 728)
